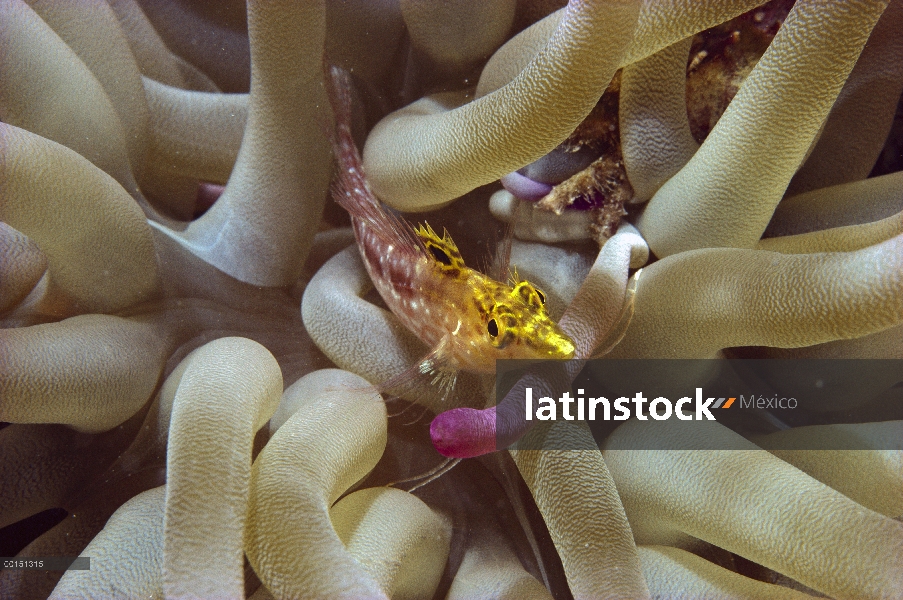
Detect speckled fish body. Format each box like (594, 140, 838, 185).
(328, 67, 575, 374)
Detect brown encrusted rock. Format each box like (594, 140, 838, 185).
(536, 154, 632, 243)
(528, 0, 793, 244)
(686, 0, 793, 142)
(534, 72, 632, 242)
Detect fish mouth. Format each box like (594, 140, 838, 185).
(559, 339, 576, 360)
(543, 331, 576, 360)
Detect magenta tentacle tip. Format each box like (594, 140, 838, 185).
(429, 407, 498, 458)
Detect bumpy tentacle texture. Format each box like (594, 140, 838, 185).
(0, 222, 47, 314)
(603, 420, 903, 599)
(23, 0, 150, 182)
(766, 323, 903, 361)
(162, 337, 282, 599)
(638, 545, 816, 599)
(445, 522, 552, 600)
(758, 208, 903, 255)
(512, 421, 651, 599)
(786, 0, 903, 195)
(2, 466, 165, 599)
(366, 0, 767, 211)
(767, 170, 903, 237)
(330, 486, 451, 599)
(619, 37, 698, 202)
(151, 0, 331, 286)
(2, 0, 903, 598)
(269, 370, 452, 599)
(246, 369, 389, 598)
(0, 0, 143, 200)
(476, 0, 768, 96)
(0, 315, 168, 432)
(302, 248, 435, 392)
(302, 245, 489, 412)
(143, 78, 247, 186)
(0, 417, 142, 531)
(140, 77, 246, 219)
(638, 0, 890, 257)
(760, 170, 903, 253)
(0, 123, 159, 314)
(557, 224, 648, 357)
(751, 422, 903, 519)
(609, 232, 903, 358)
(50, 486, 166, 600)
(363, 0, 642, 210)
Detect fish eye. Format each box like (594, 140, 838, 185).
(428, 244, 452, 266)
(487, 318, 499, 338)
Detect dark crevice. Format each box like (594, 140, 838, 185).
(0, 508, 69, 558)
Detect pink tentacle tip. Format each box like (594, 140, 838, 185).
(429, 407, 498, 458)
(500, 171, 553, 202)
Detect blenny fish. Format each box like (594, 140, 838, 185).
(327, 67, 575, 384)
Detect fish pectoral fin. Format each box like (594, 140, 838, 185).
(418, 336, 458, 398)
(376, 336, 458, 401)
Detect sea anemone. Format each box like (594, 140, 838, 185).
(1, 0, 901, 598)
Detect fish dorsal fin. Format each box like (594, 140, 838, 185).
(415, 223, 466, 270)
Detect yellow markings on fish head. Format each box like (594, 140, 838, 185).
(412, 222, 575, 370)
(478, 279, 576, 364)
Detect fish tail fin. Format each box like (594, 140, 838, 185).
(325, 65, 424, 253)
